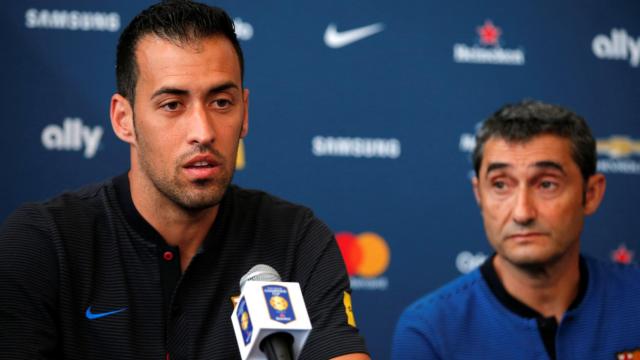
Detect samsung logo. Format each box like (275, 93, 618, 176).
(25, 8, 120, 32)
(312, 136, 401, 159)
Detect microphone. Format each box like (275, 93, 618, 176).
(231, 264, 312, 360)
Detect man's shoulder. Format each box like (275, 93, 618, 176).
(27, 178, 113, 217)
(401, 269, 487, 320)
(394, 268, 496, 355)
(584, 254, 640, 291)
(1, 178, 118, 265)
(3, 178, 116, 235)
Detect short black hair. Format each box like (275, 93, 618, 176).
(472, 100, 596, 181)
(116, 0, 244, 103)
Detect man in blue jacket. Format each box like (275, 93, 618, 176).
(393, 100, 640, 359)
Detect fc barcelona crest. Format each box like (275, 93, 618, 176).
(263, 285, 296, 324)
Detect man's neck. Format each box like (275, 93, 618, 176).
(128, 171, 219, 271)
(493, 250, 581, 322)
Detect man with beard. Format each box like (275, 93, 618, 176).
(392, 100, 640, 359)
(0, 1, 368, 359)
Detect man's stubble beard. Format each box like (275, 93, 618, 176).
(133, 115, 236, 213)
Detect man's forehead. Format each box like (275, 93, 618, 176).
(136, 33, 210, 53)
(480, 135, 574, 172)
(135, 33, 236, 62)
(134, 34, 241, 91)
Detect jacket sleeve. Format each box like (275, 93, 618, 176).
(293, 212, 369, 359)
(0, 205, 60, 359)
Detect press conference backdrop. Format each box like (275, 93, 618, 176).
(1, 1, 639, 358)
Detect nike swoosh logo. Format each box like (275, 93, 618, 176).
(85, 306, 128, 320)
(323, 22, 385, 49)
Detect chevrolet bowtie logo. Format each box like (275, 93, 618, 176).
(597, 136, 640, 158)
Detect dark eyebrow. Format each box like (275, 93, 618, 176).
(485, 162, 509, 176)
(532, 161, 566, 174)
(150, 82, 240, 101)
(206, 82, 239, 96)
(150, 87, 188, 101)
(484, 160, 566, 178)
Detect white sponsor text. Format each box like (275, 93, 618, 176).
(456, 251, 487, 274)
(453, 44, 525, 65)
(592, 29, 640, 67)
(41, 118, 103, 159)
(233, 17, 253, 41)
(350, 276, 389, 290)
(25, 8, 120, 32)
(312, 136, 401, 159)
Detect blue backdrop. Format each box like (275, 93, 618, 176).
(2, 1, 640, 358)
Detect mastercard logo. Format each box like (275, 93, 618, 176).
(336, 232, 390, 278)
